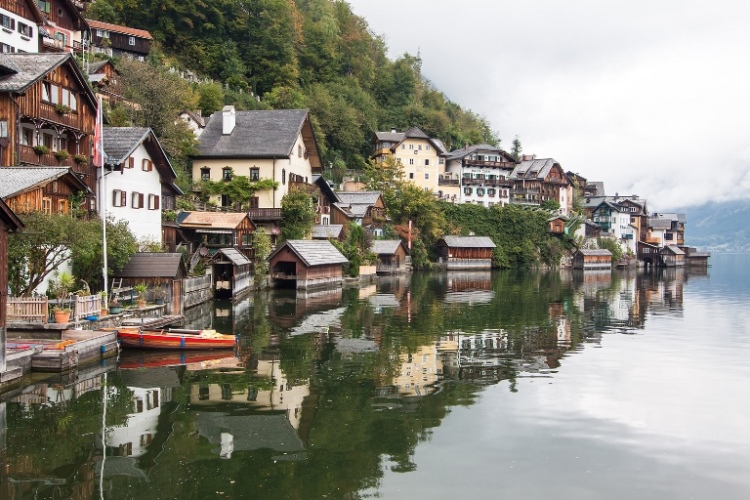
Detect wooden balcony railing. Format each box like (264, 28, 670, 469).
(18, 144, 73, 167)
(438, 177, 460, 186)
(247, 208, 282, 221)
(38, 102, 84, 129)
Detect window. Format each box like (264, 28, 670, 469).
(132, 192, 144, 209)
(0, 43, 14, 53)
(0, 14, 15, 30)
(424, 173, 430, 180)
(200, 168, 210, 181)
(424, 159, 430, 166)
(222, 167, 232, 181)
(42, 83, 50, 102)
(128, 36, 136, 46)
(54, 32, 67, 48)
(409, 158, 414, 165)
(409, 144, 414, 150)
(142, 158, 153, 172)
(408, 172, 414, 179)
(488, 188, 497, 196)
(298, 145, 302, 157)
(0, 120, 7, 138)
(21, 128, 33, 146)
(401, 144, 405, 150)
(249, 196, 259, 209)
(49, 84, 60, 104)
(281, 168, 286, 185)
(439, 158, 444, 164)
(113, 190, 126, 207)
(418, 144, 422, 150)
(250, 167, 259, 181)
(57, 199, 68, 213)
(128, 157, 135, 169)
(477, 188, 485, 196)
(42, 133, 53, 149)
(426, 144, 431, 150)
(464, 187, 473, 195)
(148, 194, 160, 210)
(18, 22, 33, 38)
(37, 1, 51, 13)
(97, 28, 110, 38)
(42, 197, 52, 215)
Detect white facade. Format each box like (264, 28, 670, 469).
(444, 160, 513, 207)
(0, 8, 38, 53)
(107, 387, 164, 458)
(392, 139, 441, 193)
(103, 142, 164, 245)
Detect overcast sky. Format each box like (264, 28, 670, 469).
(346, 0, 750, 210)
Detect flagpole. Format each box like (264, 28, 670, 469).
(97, 95, 108, 298)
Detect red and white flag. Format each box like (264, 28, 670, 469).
(93, 95, 103, 168)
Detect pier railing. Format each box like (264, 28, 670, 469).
(74, 295, 103, 321)
(7, 297, 49, 323)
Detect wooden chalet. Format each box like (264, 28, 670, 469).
(332, 191, 387, 235)
(113, 252, 187, 313)
(0, 53, 99, 208)
(548, 215, 567, 235)
(38, 0, 88, 54)
(268, 240, 348, 289)
(178, 211, 256, 260)
(436, 236, 496, 269)
(0, 197, 23, 381)
(371, 239, 410, 274)
(0, 166, 89, 214)
(572, 249, 612, 270)
(659, 245, 685, 267)
(86, 18, 153, 60)
(209, 248, 251, 299)
(86, 59, 123, 104)
(511, 158, 573, 214)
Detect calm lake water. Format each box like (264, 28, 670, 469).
(2, 254, 749, 499)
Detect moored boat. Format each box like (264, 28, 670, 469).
(116, 327, 237, 350)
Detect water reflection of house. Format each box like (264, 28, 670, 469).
(444, 271, 494, 304)
(391, 344, 443, 397)
(269, 288, 343, 329)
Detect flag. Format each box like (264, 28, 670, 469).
(93, 95, 103, 168)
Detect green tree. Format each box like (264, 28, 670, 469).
(541, 199, 561, 212)
(197, 82, 225, 115)
(280, 188, 316, 242)
(200, 173, 278, 211)
(252, 228, 272, 288)
(511, 136, 522, 161)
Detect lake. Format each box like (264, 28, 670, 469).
(1, 254, 749, 499)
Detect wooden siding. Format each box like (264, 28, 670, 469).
(549, 218, 566, 234)
(572, 253, 612, 270)
(436, 245, 493, 260)
(91, 32, 151, 55)
(5, 185, 76, 214)
(0, 220, 8, 328)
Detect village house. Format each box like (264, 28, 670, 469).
(178, 109, 206, 138)
(0, 0, 43, 54)
(267, 239, 348, 289)
(311, 224, 345, 241)
(510, 157, 573, 214)
(371, 239, 410, 274)
(0, 166, 89, 214)
(659, 245, 686, 267)
(0, 197, 23, 383)
(177, 211, 256, 261)
(372, 127, 447, 194)
(572, 248, 612, 270)
(0, 52, 99, 208)
(436, 235, 496, 269)
(332, 191, 386, 236)
(102, 127, 182, 247)
(590, 200, 637, 254)
(310, 174, 339, 226)
(86, 59, 124, 104)
(192, 106, 323, 240)
(442, 144, 516, 206)
(86, 18, 152, 61)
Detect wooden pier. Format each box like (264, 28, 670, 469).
(10, 330, 119, 373)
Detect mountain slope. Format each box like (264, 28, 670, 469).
(673, 200, 750, 252)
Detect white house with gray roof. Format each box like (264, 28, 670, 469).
(192, 106, 322, 212)
(372, 127, 447, 194)
(442, 144, 516, 206)
(102, 127, 182, 246)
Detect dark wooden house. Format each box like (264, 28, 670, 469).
(0, 166, 89, 214)
(659, 245, 685, 267)
(548, 215, 567, 235)
(0, 197, 23, 381)
(38, 0, 88, 54)
(436, 235, 496, 269)
(113, 252, 187, 313)
(0, 53, 99, 209)
(371, 239, 410, 274)
(572, 249, 612, 270)
(311, 224, 345, 241)
(178, 211, 256, 260)
(210, 248, 251, 299)
(86, 18, 152, 60)
(332, 191, 387, 236)
(680, 246, 710, 268)
(268, 240, 348, 289)
(86, 59, 123, 104)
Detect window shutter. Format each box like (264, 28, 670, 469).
(154, 195, 160, 210)
(139, 193, 144, 208)
(128, 157, 134, 169)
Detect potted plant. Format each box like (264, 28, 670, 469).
(152, 285, 167, 305)
(54, 150, 70, 162)
(108, 296, 123, 314)
(33, 145, 50, 155)
(51, 271, 76, 324)
(134, 283, 149, 309)
(73, 153, 89, 165)
(55, 104, 71, 114)
(99, 291, 109, 316)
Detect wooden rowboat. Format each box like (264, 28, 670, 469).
(116, 327, 236, 350)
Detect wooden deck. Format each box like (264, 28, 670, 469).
(9, 329, 119, 373)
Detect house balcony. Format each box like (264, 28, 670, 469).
(247, 208, 282, 221)
(438, 176, 459, 186)
(463, 159, 516, 169)
(29, 102, 84, 130)
(18, 144, 73, 167)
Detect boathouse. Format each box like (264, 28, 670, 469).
(114, 252, 187, 312)
(680, 246, 710, 268)
(436, 236, 496, 269)
(548, 215, 568, 235)
(178, 211, 256, 260)
(1, 197, 24, 384)
(659, 245, 686, 267)
(209, 248, 252, 299)
(371, 240, 410, 274)
(268, 240, 348, 289)
(572, 249, 612, 270)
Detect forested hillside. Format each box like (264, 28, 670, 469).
(87, 0, 498, 171)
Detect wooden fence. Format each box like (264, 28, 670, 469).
(183, 274, 212, 309)
(74, 295, 103, 321)
(7, 297, 49, 323)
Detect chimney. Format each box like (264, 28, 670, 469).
(222, 105, 236, 135)
(391, 128, 397, 133)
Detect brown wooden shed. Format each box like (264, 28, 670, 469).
(659, 245, 686, 267)
(548, 216, 567, 235)
(436, 236, 496, 269)
(572, 249, 612, 270)
(371, 240, 410, 274)
(113, 252, 187, 312)
(268, 240, 348, 289)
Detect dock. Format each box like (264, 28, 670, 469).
(9, 329, 119, 373)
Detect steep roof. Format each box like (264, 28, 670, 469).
(210, 248, 251, 266)
(512, 158, 566, 182)
(0, 197, 24, 230)
(577, 249, 612, 257)
(311, 224, 344, 239)
(336, 191, 381, 206)
(371, 240, 407, 255)
(196, 109, 312, 158)
(179, 212, 252, 230)
(269, 240, 348, 267)
(439, 236, 496, 248)
(86, 60, 111, 74)
(0, 167, 89, 199)
(86, 19, 153, 40)
(117, 253, 186, 278)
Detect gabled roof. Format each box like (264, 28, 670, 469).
(446, 144, 515, 163)
(0, 167, 89, 199)
(196, 109, 319, 162)
(371, 240, 407, 255)
(311, 174, 341, 204)
(210, 248, 251, 266)
(311, 224, 344, 239)
(0, 53, 98, 109)
(116, 253, 186, 278)
(179, 212, 254, 230)
(87, 60, 112, 74)
(648, 218, 673, 231)
(439, 236, 496, 248)
(86, 19, 153, 40)
(373, 127, 447, 154)
(0, 197, 24, 230)
(269, 240, 348, 267)
(512, 158, 565, 181)
(661, 245, 685, 255)
(577, 249, 612, 257)
(103, 127, 183, 195)
(336, 191, 382, 206)
(181, 110, 206, 127)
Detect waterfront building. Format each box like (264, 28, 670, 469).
(442, 144, 516, 206)
(435, 235, 496, 270)
(372, 127, 447, 194)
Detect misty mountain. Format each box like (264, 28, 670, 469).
(672, 199, 750, 252)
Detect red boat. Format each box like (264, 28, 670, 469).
(116, 327, 237, 350)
